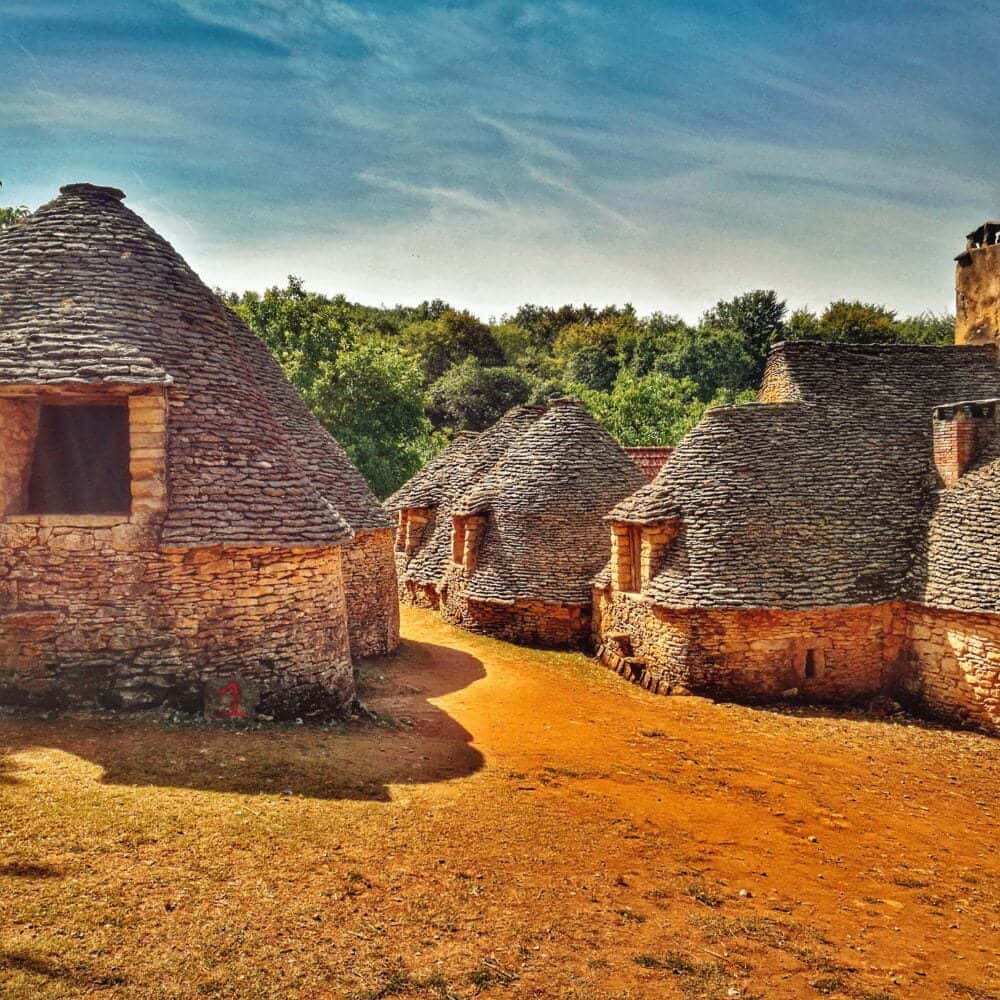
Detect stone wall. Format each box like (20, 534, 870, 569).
(594, 590, 898, 702)
(0, 531, 354, 716)
(341, 528, 400, 659)
(1, 384, 357, 715)
(594, 590, 1000, 735)
(400, 579, 441, 610)
(956, 242, 1000, 346)
(897, 605, 1000, 733)
(442, 573, 590, 648)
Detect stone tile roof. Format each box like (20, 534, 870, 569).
(917, 443, 1000, 613)
(386, 407, 544, 587)
(385, 431, 480, 511)
(0, 183, 388, 546)
(454, 398, 647, 605)
(609, 342, 1000, 610)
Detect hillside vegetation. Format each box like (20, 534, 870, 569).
(225, 280, 953, 496)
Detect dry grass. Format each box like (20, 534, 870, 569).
(1, 606, 997, 999)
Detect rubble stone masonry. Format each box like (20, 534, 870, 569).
(594, 590, 895, 701)
(442, 568, 591, 648)
(0, 385, 355, 715)
(0, 530, 354, 715)
(594, 590, 1000, 734)
(898, 606, 1000, 733)
(341, 528, 401, 659)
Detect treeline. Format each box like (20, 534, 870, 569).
(225, 280, 953, 497)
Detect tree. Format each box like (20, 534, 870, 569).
(231, 277, 350, 390)
(305, 338, 431, 498)
(815, 300, 898, 344)
(427, 357, 533, 431)
(0, 205, 29, 230)
(491, 321, 549, 367)
(572, 371, 715, 447)
(552, 317, 633, 392)
(400, 309, 504, 383)
(895, 311, 954, 346)
(652, 325, 758, 401)
(701, 290, 787, 372)
(785, 307, 821, 340)
(229, 278, 432, 496)
(624, 312, 690, 376)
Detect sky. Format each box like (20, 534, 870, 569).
(2, 1, 999, 321)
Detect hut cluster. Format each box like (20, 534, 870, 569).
(389, 221, 1000, 736)
(592, 222, 1000, 736)
(387, 399, 646, 648)
(2, 184, 998, 737)
(0, 184, 398, 718)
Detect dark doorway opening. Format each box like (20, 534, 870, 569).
(26, 404, 130, 514)
(804, 648, 817, 679)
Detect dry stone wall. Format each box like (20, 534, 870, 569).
(0, 525, 354, 715)
(594, 590, 897, 702)
(442, 570, 590, 648)
(897, 606, 1000, 732)
(341, 528, 400, 659)
(594, 590, 1000, 734)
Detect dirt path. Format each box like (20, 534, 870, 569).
(0, 606, 997, 999)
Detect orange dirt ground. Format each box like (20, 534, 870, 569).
(0, 606, 997, 1000)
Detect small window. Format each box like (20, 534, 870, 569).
(452, 517, 467, 565)
(628, 526, 643, 591)
(803, 648, 817, 679)
(26, 404, 130, 514)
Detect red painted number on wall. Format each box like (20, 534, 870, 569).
(216, 682, 248, 718)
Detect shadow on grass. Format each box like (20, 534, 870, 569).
(0, 638, 486, 802)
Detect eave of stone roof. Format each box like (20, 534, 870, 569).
(384, 431, 480, 512)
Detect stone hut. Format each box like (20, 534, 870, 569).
(595, 235, 1000, 733)
(385, 407, 544, 608)
(441, 398, 646, 648)
(0, 183, 398, 716)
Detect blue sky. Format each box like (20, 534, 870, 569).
(3, 1, 998, 319)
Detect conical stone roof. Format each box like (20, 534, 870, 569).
(385, 431, 481, 512)
(608, 341, 1000, 610)
(0, 183, 389, 546)
(385, 407, 545, 587)
(453, 398, 646, 605)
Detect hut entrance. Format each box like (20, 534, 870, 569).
(26, 403, 130, 514)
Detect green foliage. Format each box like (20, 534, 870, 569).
(702, 289, 787, 375)
(227, 277, 957, 496)
(230, 278, 432, 497)
(305, 338, 431, 498)
(427, 357, 533, 431)
(400, 309, 504, 384)
(573, 371, 718, 447)
(895, 311, 954, 345)
(0, 205, 29, 230)
(651, 325, 758, 401)
(814, 299, 898, 343)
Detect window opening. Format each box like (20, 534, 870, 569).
(26, 404, 130, 514)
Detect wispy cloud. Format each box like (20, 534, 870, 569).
(2, 1, 997, 318)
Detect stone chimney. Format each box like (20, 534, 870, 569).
(932, 400, 998, 487)
(955, 221, 1000, 345)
